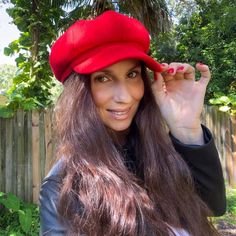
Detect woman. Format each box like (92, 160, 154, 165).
(40, 10, 226, 235)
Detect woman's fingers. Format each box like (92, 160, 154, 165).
(161, 63, 195, 81)
(157, 62, 211, 86)
(177, 63, 195, 80)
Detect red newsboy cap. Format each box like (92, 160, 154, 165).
(49, 10, 162, 83)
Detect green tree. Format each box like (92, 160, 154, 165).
(60, 0, 171, 35)
(175, 0, 236, 99)
(1, 0, 170, 118)
(153, 0, 200, 63)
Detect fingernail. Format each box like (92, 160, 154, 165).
(167, 68, 174, 74)
(177, 66, 184, 71)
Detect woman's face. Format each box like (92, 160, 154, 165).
(90, 59, 144, 132)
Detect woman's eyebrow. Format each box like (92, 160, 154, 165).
(94, 63, 141, 75)
(128, 64, 142, 71)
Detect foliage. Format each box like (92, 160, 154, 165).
(209, 79, 236, 115)
(209, 92, 236, 116)
(0, 0, 170, 117)
(0, 64, 16, 92)
(0, 192, 39, 235)
(151, 31, 178, 63)
(0, 64, 17, 118)
(1, 0, 235, 116)
(166, 0, 198, 22)
(61, 0, 170, 35)
(153, 0, 236, 116)
(117, 0, 170, 35)
(175, 0, 236, 100)
(1, 0, 64, 117)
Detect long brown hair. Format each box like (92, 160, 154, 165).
(54, 66, 219, 236)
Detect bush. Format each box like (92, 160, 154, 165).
(0, 192, 39, 236)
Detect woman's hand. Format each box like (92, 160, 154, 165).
(152, 62, 211, 145)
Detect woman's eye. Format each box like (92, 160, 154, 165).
(128, 71, 138, 78)
(95, 76, 109, 83)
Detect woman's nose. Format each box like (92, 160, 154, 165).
(113, 82, 132, 103)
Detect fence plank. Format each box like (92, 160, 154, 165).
(0, 118, 6, 192)
(17, 110, 25, 199)
(39, 111, 46, 184)
(224, 113, 234, 186)
(5, 118, 13, 193)
(231, 116, 236, 153)
(44, 109, 54, 176)
(32, 110, 40, 203)
(219, 112, 226, 175)
(25, 111, 33, 202)
(230, 116, 236, 187)
(12, 114, 17, 195)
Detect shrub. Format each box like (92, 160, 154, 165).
(0, 192, 39, 236)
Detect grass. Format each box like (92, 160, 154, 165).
(213, 186, 236, 228)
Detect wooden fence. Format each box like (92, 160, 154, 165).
(0, 106, 235, 203)
(202, 106, 236, 187)
(0, 109, 56, 203)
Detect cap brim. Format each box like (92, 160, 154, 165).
(73, 44, 163, 74)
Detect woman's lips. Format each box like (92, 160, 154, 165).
(107, 108, 131, 120)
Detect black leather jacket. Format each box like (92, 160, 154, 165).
(39, 126, 226, 235)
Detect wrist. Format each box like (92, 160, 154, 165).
(169, 126, 204, 145)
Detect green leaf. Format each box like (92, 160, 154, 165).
(4, 47, 13, 56)
(18, 209, 32, 233)
(209, 96, 231, 105)
(219, 105, 231, 112)
(10, 93, 24, 103)
(33, 61, 41, 68)
(12, 73, 28, 84)
(9, 233, 24, 236)
(209, 98, 222, 105)
(21, 98, 38, 110)
(218, 96, 231, 104)
(0, 193, 20, 211)
(31, 233, 39, 236)
(8, 39, 20, 52)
